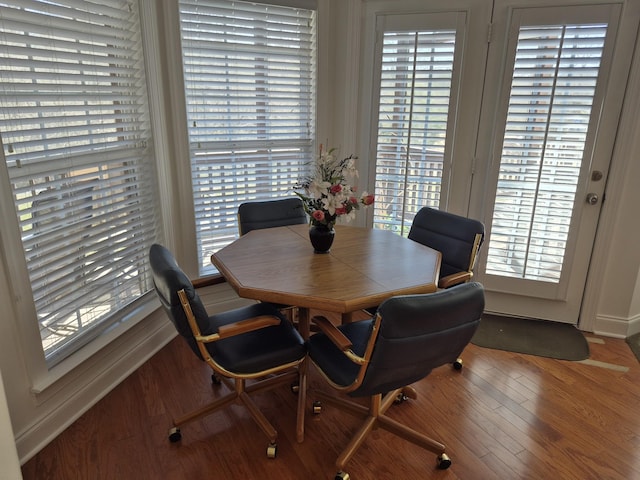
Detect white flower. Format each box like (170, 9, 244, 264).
(309, 179, 331, 198)
(293, 145, 374, 228)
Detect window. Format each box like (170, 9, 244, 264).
(372, 26, 458, 236)
(486, 23, 607, 282)
(178, 0, 317, 275)
(0, 0, 158, 365)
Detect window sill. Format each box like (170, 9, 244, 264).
(30, 296, 163, 396)
(28, 279, 238, 399)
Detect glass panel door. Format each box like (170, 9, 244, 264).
(472, 3, 635, 323)
(362, 0, 637, 324)
(486, 23, 607, 283)
(373, 27, 458, 235)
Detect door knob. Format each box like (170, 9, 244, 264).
(586, 193, 599, 205)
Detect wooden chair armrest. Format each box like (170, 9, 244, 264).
(196, 315, 281, 342)
(311, 315, 353, 351)
(439, 271, 472, 289)
(191, 275, 225, 289)
(311, 315, 367, 366)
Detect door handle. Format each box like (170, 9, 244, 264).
(586, 193, 599, 205)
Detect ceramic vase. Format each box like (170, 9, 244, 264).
(309, 224, 335, 253)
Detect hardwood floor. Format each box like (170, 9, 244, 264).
(21, 311, 640, 480)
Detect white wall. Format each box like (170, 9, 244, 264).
(0, 370, 22, 479)
(592, 43, 640, 335)
(587, 13, 640, 336)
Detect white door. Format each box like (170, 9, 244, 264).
(471, 1, 639, 324)
(362, 0, 639, 324)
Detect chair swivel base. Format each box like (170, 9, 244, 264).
(312, 387, 452, 477)
(167, 371, 301, 458)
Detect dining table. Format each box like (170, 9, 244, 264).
(210, 223, 441, 442)
(211, 223, 442, 336)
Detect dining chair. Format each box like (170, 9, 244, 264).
(364, 206, 484, 368)
(237, 197, 308, 323)
(149, 244, 307, 457)
(408, 206, 485, 290)
(237, 197, 307, 236)
(308, 282, 484, 480)
(406, 207, 484, 370)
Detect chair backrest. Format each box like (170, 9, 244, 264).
(355, 282, 484, 397)
(148, 243, 213, 359)
(238, 197, 307, 236)
(408, 207, 485, 278)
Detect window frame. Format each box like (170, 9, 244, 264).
(0, 0, 168, 389)
(148, 0, 329, 282)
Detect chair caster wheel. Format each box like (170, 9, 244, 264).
(437, 453, 452, 469)
(267, 443, 277, 459)
(453, 358, 463, 370)
(403, 386, 417, 399)
(395, 386, 417, 403)
(312, 400, 322, 414)
(168, 427, 182, 443)
(335, 471, 350, 480)
(395, 393, 408, 404)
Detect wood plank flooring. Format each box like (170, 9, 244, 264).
(21, 311, 640, 480)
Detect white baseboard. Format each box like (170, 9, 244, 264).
(593, 313, 640, 338)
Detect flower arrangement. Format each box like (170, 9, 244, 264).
(294, 145, 374, 230)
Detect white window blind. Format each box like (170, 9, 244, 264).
(0, 0, 158, 365)
(179, 0, 316, 274)
(373, 29, 456, 236)
(486, 23, 606, 282)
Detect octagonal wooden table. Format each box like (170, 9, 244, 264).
(211, 223, 441, 442)
(211, 223, 441, 337)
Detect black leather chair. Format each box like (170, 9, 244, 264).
(403, 207, 484, 371)
(238, 197, 307, 236)
(408, 207, 484, 289)
(364, 207, 484, 370)
(237, 197, 308, 323)
(308, 282, 484, 479)
(149, 244, 307, 457)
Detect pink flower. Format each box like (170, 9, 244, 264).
(361, 193, 375, 206)
(349, 196, 358, 205)
(312, 210, 325, 222)
(330, 184, 342, 194)
(335, 206, 347, 216)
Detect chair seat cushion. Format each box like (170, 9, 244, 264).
(204, 302, 306, 374)
(308, 319, 373, 389)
